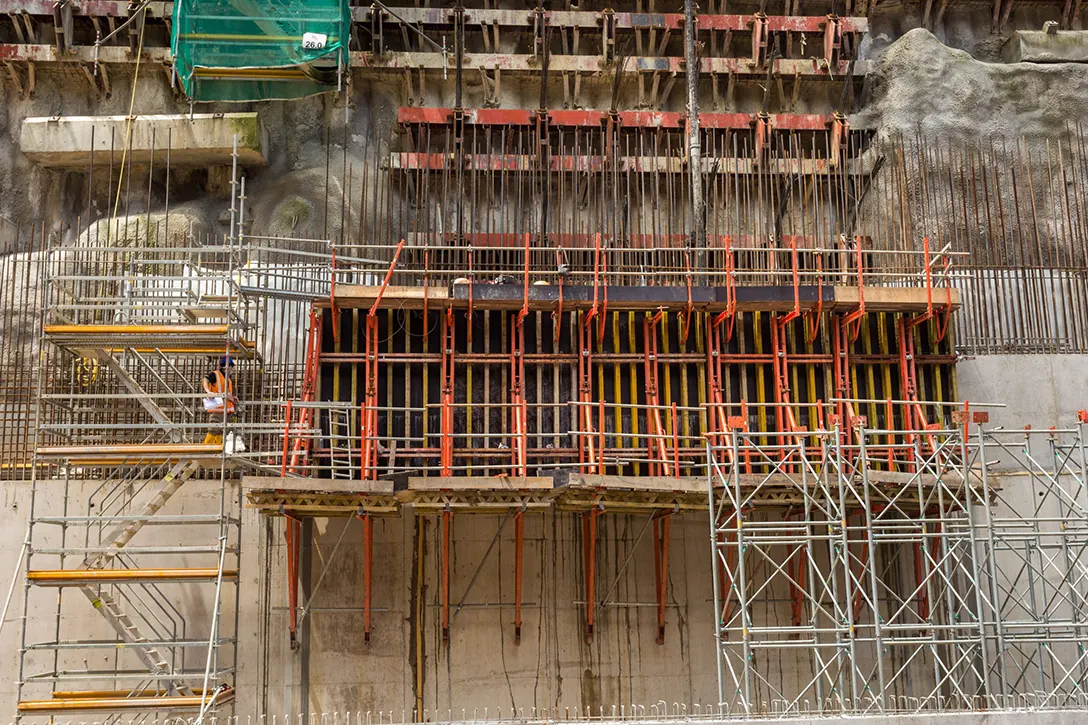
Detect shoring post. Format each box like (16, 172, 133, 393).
(358, 512, 374, 643)
(897, 317, 937, 462)
(361, 313, 380, 479)
(285, 514, 302, 649)
(510, 237, 530, 478)
(289, 306, 323, 472)
(514, 508, 524, 644)
(583, 507, 603, 639)
(653, 511, 672, 644)
(442, 507, 452, 646)
(579, 296, 599, 474)
(771, 313, 789, 435)
(643, 311, 672, 476)
(441, 308, 456, 477)
(510, 317, 528, 478)
(771, 312, 806, 458)
(832, 314, 853, 447)
(706, 315, 727, 448)
(362, 241, 405, 480)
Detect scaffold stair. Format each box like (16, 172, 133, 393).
(26, 458, 212, 699)
(77, 586, 174, 675)
(82, 459, 203, 570)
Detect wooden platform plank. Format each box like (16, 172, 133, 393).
(37, 444, 221, 461)
(319, 285, 449, 309)
(566, 474, 706, 494)
(242, 475, 396, 495)
(833, 285, 962, 312)
(19, 691, 234, 713)
(407, 475, 554, 491)
(45, 324, 230, 335)
(28, 568, 237, 584)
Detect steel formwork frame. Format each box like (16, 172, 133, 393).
(707, 416, 1088, 717)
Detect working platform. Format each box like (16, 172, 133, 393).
(35, 443, 222, 464)
(18, 690, 235, 714)
(321, 283, 960, 313)
(27, 568, 238, 584)
(43, 324, 258, 358)
(243, 468, 975, 516)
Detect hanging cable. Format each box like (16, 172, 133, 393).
(109, 4, 148, 224)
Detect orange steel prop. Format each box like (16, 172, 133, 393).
(653, 511, 672, 643)
(583, 507, 603, 638)
(514, 509, 524, 644)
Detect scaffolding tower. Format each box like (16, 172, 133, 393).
(708, 413, 1088, 716)
(13, 147, 261, 719)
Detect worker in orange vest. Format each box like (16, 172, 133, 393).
(202, 356, 237, 415)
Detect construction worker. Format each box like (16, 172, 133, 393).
(202, 356, 237, 415)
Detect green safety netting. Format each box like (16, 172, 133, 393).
(172, 0, 350, 102)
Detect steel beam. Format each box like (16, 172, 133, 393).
(387, 152, 863, 175)
(0, 45, 865, 79)
(354, 8, 869, 34)
(364, 51, 867, 79)
(399, 107, 847, 132)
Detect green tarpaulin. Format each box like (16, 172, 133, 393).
(172, 0, 349, 102)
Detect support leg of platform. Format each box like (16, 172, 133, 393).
(653, 512, 671, 644)
(285, 514, 302, 649)
(361, 513, 373, 643)
(442, 508, 452, 646)
(583, 508, 602, 640)
(514, 508, 523, 644)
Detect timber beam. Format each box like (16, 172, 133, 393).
(243, 470, 980, 517)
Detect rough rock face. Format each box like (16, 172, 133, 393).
(245, 162, 361, 246)
(859, 28, 1088, 142)
(76, 203, 211, 247)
